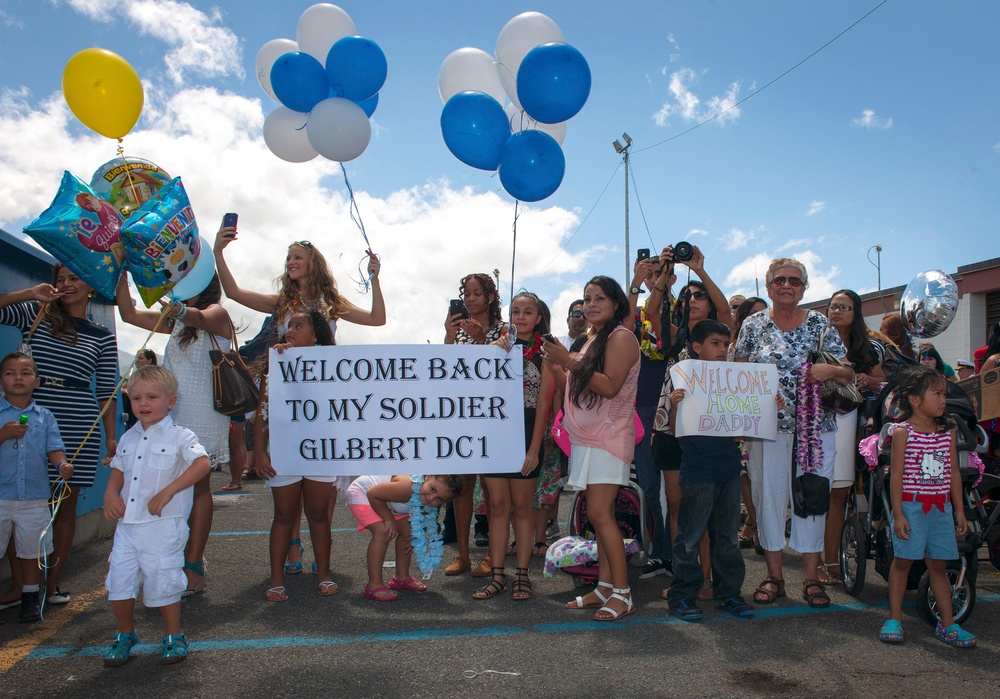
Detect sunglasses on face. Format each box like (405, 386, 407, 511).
(568, 310, 584, 318)
(828, 304, 853, 312)
(684, 290, 709, 301)
(770, 276, 803, 288)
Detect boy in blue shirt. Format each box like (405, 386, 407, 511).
(0, 352, 72, 622)
(666, 321, 754, 621)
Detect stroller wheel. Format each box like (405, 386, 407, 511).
(839, 513, 867, 597)
(916, 562, 976, 627)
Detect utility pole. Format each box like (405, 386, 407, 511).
(613, 133, 633, 284)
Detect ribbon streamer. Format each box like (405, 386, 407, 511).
(115, 140, 142, 215)
(339, 163, 378, 293)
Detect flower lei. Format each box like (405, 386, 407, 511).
(522, 333, 544, 364)
(408, 475, 444, 578)
(634, 307, 664, 360)
(795, 362, 823, 474)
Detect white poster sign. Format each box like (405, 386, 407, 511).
(267, 344, 525, 476)
(669, 359, 778, 440)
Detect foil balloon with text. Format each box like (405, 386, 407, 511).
(899, 269, 959, 339)
(90, 157, 172, 217)
(23, 171, 125, 300)
(120, 177, 201, 307)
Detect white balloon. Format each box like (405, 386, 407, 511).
(264, 107, 318, 163)
(438, 47, 506, 105)
(495, 12, 564, 109)
(306, 97, 371, 162)
(504, 102, 567, 145)
(255, 38, 299, 102)
(296, 3, 356, 64)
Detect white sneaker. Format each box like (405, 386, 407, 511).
(47, 587, 71, 605)
(545, 521, 561, 541)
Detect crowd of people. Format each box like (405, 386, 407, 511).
(0, 231, 992, 665)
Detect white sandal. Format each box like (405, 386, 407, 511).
(594, 586, 634, 621)
(565, 581, 612, 609)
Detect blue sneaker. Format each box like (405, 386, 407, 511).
(935, 622, 976, 648)
(718, 595, 755, 618)
(103, 631, 139, 667)
(669, 598, 704, 622)
(160, 633, 189, 664)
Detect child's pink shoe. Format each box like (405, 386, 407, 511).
(388, 575, 428, 592)
(363, 584, 398, 601)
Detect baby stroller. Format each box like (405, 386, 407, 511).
(557, 481, 654, 589)
(839, 377, 991, 625)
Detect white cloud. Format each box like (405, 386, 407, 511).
(62, 0, 242, 85)
(0, 9, 24, 27)
(993, 142, 1000, 154)
(852, 109, 893, 130)
(653, 67, 741, 127)
(776, 237, 816, 253)
(686, 228, 709, 237)
(666, 33, 680, 63)
(723, 225, 764, 252)
(724, 249, 841, 303)
(806, 201, 826, 216)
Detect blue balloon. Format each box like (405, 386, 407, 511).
(440, 91, 510, 171)
(325, 36, 387, 102)
(170, 236, 215, 302)
(516, 42, 591, 124)
(355, 92, 378, 118)
(497, 130, 565, 202)
(270, 52, 329, 113)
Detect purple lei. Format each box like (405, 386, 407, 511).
(795, 362, 823, 474)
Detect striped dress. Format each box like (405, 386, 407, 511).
(893, 420, 952, 497)
(0, 301, 118, 487)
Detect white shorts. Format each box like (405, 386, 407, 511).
(832, 410, 858, 488)
(106, 518, 189, 608)
(0, 499, 52, 559)
(266, 474, 341, 489)
(566, 446, 630, 491)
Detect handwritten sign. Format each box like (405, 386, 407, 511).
(669, 359, 778, 439)
(267, 344, 525, 476)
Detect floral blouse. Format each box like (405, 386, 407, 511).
(734, 309, 847, 433)
(454, 321, 506, 345)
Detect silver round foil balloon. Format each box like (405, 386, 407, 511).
(899, 269, 958, 339)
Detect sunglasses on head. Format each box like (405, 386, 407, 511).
(291, 240, 313, 248)
(770, 276, 803, 288)
(568, 310, 584, 318)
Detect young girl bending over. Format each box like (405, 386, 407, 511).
(880, 366, 975, 647)
(478, 292, 556, 601)
(254, 310, 339, 601)
(348, 475, 464, 601)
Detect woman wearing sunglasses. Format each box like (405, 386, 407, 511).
(733, 258, 852, 609)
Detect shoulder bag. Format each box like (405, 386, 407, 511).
(209, 321, 260, 416)
(809, 325, 863, 415)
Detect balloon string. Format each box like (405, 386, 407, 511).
(116, 140, 141, 216)
(339, 163, 376, 293)
(509, 200, 520, 311)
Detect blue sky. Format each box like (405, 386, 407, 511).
(0, 0, 997, 353)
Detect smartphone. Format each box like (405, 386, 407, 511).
(541, 333, 556, 344)
(449, 298, 470, 319)
(637, 248, 650, 262)
(222, 212, 238, 229)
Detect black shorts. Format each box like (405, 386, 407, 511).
(651, 432, 681, 472)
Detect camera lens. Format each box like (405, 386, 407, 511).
(674, 241, 693, 261)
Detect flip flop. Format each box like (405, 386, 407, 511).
(318, 580, 340, 596)
(265, 586, 288, 602)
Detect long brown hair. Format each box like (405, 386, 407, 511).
(176, 274, 223, 348)
(40, 264, 85, 344)
(459, 273, 503, 328)
(570, 276, 630, 409)
(274, 243, 347, 323)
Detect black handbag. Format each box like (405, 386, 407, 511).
(810, 325, 863, 415)
(790, 433, 830, 517)
(208, 322, 259, 416)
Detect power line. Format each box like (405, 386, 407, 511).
(627, 158, 656, 250)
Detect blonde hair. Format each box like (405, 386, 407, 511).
(127, 365, 179, 397)
(274, 243, 348, 323)
(765, 258, 809, 289)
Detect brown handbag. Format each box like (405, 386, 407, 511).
(208, 322, 259, 416)
(809, 325, 863, 415)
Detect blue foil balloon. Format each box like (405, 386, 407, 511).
(120, 177, 200, 307)
(440, 91, 510, 171)
(23, 171, 125, 300)
(169, 235, 215, 302)
(498, 130, 565, 202)
(355, 92, 378, 118)
(271, 51, 330, 113)
(325, 36, 387, 102)
(517, 42, 591, 124)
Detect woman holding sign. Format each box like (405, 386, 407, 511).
(542, 276, 640, 620)
(733, 258, 851, 609)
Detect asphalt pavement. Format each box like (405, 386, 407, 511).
(1, 471, 998, 699)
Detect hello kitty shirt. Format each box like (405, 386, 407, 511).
(889, 421, 952, 499)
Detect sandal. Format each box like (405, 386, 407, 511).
(802, 579, 831, 608)
(182, 559, 207, 597)
(817, 563, 842, 586)
(284, 539, 304, 574)
(531, 541, 548, 557)
(752, 576, 785, 604)
(103, 631, 139, 667)
(738, 523, 756, 548)
(363, 584, 397, 602)
(594, 586, 634, 621)
(566, 582, 612, 609)
(472, 567, 507, 599)
(388, 575, 428, 592)
(318, 580, 339, 596)
(265, 585, 288, 602)
(506, 541, 517, 556)
(511, 567, 532, 601)
(879, 619, 904, 643)
(159, 633, 188, 665)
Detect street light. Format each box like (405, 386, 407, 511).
(613, 132, 632, 283)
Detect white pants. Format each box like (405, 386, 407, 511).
(748, 431, 835, 554)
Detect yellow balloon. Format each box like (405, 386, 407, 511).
(62, 48, 144, 139)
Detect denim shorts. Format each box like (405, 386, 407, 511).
(890, 500, 959, 561)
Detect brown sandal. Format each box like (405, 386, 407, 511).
(802, 579, 830, 608)
(752, 576, 785, 604)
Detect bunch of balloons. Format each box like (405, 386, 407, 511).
(438, 12, 590, 202)
(256, 3, 386, 163)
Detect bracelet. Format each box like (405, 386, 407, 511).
(173, 303, 187, 320)
(56, 461, 70, 470)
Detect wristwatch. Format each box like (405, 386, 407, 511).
(629, 285, 643, 295)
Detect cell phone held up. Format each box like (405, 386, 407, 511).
(449, 299, 470, 320)
(222, 212, 238, 230)
(636, 248, 650, 262)
(541, 333, 556, 344)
